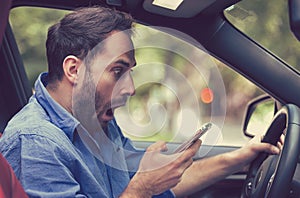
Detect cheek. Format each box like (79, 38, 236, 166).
(96, 74, 116, 100)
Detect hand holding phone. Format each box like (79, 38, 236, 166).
(173, 122, 212, 153)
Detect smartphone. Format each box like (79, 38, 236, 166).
(173, 122, 212, 153)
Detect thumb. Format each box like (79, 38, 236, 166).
(146, 141, 168, 152)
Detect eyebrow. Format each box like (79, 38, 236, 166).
(115, 59, 136, 67)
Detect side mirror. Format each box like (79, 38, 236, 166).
(243, 94, 276, 137)
(289, 0, 300, 41)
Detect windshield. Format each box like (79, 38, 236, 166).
(224, 0, 300, 72)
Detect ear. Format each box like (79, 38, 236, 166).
(62, 55, 82, 85)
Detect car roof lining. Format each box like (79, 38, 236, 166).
(142, 0, 215, 18)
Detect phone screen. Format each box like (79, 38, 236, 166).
(173, 122, 212, 153)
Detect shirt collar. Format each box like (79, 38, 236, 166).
(34, 72, 80, 141)
(34, 72, 122, 144)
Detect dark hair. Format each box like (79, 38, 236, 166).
(46, 6, 134, 83)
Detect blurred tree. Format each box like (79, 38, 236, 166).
(9, 7, 69, 87)
(226, 0, 300, 70)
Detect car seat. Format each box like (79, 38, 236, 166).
(0, 152, 28, 198)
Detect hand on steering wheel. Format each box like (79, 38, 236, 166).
(241, 104, 300, 198)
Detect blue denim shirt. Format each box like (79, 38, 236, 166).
(0, 73, 174, 198)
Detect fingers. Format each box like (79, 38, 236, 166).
(278, 134, 285, 149)
(175, 139, 201, 165)
(147, 141, 168, 152)
(182, 157, 194, 171)
(267, 143, 281, 155)
(185, 139, 202, 156)
(251, 133, 284, 155)
(253, 142, 280, 155)
(142, 139, 200, 173)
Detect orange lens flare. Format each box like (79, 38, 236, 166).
(200, 88, 213, 104)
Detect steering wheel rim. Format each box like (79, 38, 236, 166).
(241, 104, 300, 198)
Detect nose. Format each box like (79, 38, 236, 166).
(120, 72, 135, 96)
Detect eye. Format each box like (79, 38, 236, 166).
(113, 67, 124, 79)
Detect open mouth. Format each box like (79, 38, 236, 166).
(106, 108, 114, 117)
(99, 108, 114, 122)
(102, 106, 118, 121)
(100, 100, 127, 122)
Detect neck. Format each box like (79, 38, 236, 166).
(46, 80, 73, 114)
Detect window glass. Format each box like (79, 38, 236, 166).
(9, 6, 266, 147)
(119, 25, 262, 146)
(9, 7, 69, 87)
(224, 0, 300, 72)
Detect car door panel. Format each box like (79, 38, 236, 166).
(0, 24, 31, 131)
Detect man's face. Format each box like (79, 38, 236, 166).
(88, 31, 136, 128)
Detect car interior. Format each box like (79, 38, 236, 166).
(1, 0, 300, 197)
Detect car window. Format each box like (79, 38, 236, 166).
(224, 0, 300, 72)
(9, 7, 69, 87)
(9, 6, 267, 147)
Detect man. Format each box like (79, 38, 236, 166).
(0, 6, 280, 197)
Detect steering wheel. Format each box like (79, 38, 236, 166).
(241, 104, 300, 198)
